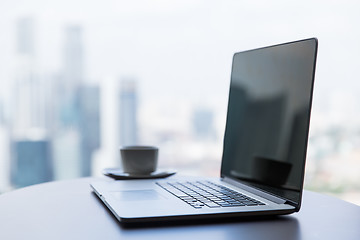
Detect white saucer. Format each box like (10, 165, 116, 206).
(103, 168, 176, 180)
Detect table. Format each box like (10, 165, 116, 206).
(0, 177, 359, 240)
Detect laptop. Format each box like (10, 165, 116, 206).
(91, 38, 318, 224)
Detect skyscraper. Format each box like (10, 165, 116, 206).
(59, 25, 84, 127)
(11, 137, 53, 188)
(192, 108, 216, 140)
(11, 17, 54, 188)
(52, 129, 82, 180)
(0, 125, 10, 192)
(16, 17, 35, 57)
(13, 17, 49, 131)
(53, 25, 98, 177)
(77, 85, 101, 176)
(63, 25, 84, 91)
(0, 99, 4, 125)
(119, 79, 138, 146)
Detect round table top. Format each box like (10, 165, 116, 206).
(0, 177, 359, 240)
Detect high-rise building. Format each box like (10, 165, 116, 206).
(0, 126, 10, 192)
(0, 100, 4, 125)
(13, 17, 49, 131)
(62, 25, 84, 93)
(119, 79, 138, 146)
(0, 98, 10, 192)
(52, 129, 82, 180)
(10, 17, 54, 188)
(77, 85, 101, 176)
(16, 17, 35, 57)
(192, 108, 216, 140)
(13, 75, 52, 132)
(53, 25, 98, 177)
(58, 25, 84, 127)
(11, 137, 53, 188)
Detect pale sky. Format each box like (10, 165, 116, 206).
(0, 0, 360, 127)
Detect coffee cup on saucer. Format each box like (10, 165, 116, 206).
(102, 146, 176, 180)
(120, 146, 158, 175)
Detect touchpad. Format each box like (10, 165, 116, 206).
(111, 190, 161, 201)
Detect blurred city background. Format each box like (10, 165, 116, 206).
(0, 0, 359, 205)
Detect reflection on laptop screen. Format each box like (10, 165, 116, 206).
(221, 39, 317, 205)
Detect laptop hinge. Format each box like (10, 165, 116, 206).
(222, 177, 287, 204)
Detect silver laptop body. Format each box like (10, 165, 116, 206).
(91, 38, 318, 224)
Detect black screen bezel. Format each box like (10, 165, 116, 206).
(220, 38, 318, 211)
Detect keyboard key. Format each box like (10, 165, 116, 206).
(219, 203, 233, 207)
(230, 203, 246, 206)
(205, 202, 221, 208)
(156, 181, 264, 209)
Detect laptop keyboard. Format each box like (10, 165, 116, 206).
(156, 181, 265, 209)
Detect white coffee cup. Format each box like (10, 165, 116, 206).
(120, 146, 158, 174)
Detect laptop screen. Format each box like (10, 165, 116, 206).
(221, 38, 318, 206)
